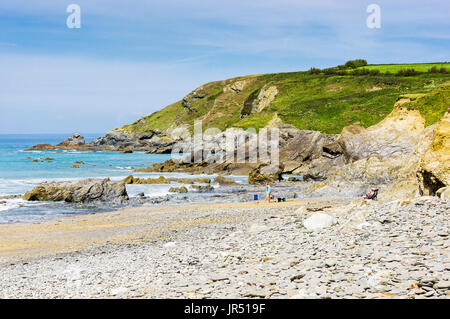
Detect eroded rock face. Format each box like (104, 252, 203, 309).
(23, 179, 128, 203)
(279, 130, 338, 173)
(377, 179, 421, 201)
(417, 112, 450, 195)
(329, 155, 419, 185)
(335, 104, 427, 162)
(252, 85, 278, 113)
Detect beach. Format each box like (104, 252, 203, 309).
(1, 196, 448, 299)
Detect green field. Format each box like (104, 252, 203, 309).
(357, 63, 449, 73)
(115, 63, 450, 136)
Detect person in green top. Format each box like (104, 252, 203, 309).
(265, 183, 272, 203)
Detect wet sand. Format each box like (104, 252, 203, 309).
(0, 198, 349, 261)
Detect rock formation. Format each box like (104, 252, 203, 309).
(23, 179, 128, 203)
(417, 112, 450, 195)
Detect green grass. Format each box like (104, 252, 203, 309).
(115, 65, 450, 136)
(357, 63, 450, 73)
(401, 84, 450, 126)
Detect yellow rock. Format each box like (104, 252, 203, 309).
(417, 112, 450, 195)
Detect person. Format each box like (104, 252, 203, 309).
(363, 187, 378, 200)
(265, 183, 272, 203)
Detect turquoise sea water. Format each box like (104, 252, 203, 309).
(0, 134, 248, 223)
(0, 134, 174, 195)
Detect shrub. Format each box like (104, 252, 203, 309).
(308, 67, 322, 75)
(344, 59, 368, 69)
(397, 68, 420, 76)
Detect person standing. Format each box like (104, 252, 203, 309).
(265, 183, 272, 203)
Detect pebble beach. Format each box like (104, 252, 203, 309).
(0, 196, 448, 299)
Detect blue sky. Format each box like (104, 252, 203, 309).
(0, 0, 449, 134)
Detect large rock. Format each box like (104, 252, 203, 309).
(377, 179, 420, 201)
(122, 175, 169, 184)
(279, 130, 337, 173)
(23, 178, 128, 203)
(169, 186, 188, 193)
(213, 175, 238, 185)
(303, 213, 336, 231)
(417, 112, 450, 195)
(248, 163, 283, 184)
(58, 133, 85, 146)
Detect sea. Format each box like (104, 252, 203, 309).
(0, 134, 248, 223)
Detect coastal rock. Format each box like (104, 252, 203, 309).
(169, 186, 188, 193)
(248, 163, 283, 185)
(417, 112, 450, 195)
(329, 155, 418, 184)
(190, 185, 214, 192)
(213, 175, 238, 186)
(58, 133, 85, 146)
(25, 144, 59, 151)
(123, 175, 169, 184)
(23, 178, 128, 203)
(335, 103, 427, 162)
(377, 179, 420, 201)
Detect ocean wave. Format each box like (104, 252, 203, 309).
(0, 198, 25, 212)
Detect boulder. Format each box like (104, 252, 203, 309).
(417, 113, 450, 195)
(248, 163, 283, 185)
(213, 175, 238, 185)
(303, 213, 336, 231)
(23, 178, 128, 203)
(190, 185, 214, 192)
(195, 178, 211, 184)
(169, 186, 188, 193)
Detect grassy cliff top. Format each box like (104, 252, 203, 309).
(116, 62, 450, 135)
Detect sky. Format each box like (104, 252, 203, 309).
(0, 0, 449, 134)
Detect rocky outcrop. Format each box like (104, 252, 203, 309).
(123, 175, 169, 184)
(417, 112, 450, 195)
(332, 102, 427, 163)
(169, 186, 188, 193)
(23, 179, 128, 203)
(58, 133, 85, 146)
(182, 87, 206, 114)
(329, 155, 419, 185)
(248, 163, 283, 184)
(377, 179, 421, 201)
(251, 85, 278, 113)
(279, 130, 339, 173)
(213, 175, 238, 186)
